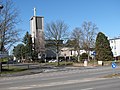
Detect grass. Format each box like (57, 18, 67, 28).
(45, 61, 73, 66)
(0, 62, 73, 74)
(1, 66, 27, 74)
(102, 73, 120, 78)
(1, 60, 120, 75)
(85, 60, 120, 66)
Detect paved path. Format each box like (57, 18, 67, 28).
(0, 66, 120, 90)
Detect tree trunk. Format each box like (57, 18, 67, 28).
(77, 55, 80, 62)
(0, 62, 2, 73)
(87, 51, 90, 61)
(56, 53, 59, 66)
(77, 50, 80, 62)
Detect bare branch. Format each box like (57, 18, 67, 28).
(0, 0, 21, 51)
(45, 20, 69, 66)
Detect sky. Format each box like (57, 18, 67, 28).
(13, 0, 120, 39)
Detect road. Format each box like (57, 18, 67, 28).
(0, 66, 120, 90)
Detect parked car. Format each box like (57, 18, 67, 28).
(49, 59, 58, 63)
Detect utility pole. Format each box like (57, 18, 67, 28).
(0, 4, 3, 73)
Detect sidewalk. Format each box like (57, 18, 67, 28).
(0, 65, 97, 77)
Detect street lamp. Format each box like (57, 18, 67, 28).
(0, 5, 3, 9)
(0, 4, 3, 73)
(0, 4, 3, 52)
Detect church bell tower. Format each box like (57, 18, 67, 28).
(30, 8, 45, 59)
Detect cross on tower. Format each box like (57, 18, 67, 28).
(33, 7, 36, 16)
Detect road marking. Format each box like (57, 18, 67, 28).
(9, 86, 32, 90)
(81, 88, 93, 90)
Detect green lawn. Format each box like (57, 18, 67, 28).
(1, 66, 27, 74)
(45, 61, 73, 66)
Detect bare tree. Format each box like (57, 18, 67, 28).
(70, 21, 98, 62)
(0, 0, 20, 51)
(71, 27, 83, 62)
(0, 0, 20, 72)
(82, 21, 98, 61)
(45, 20, 69, 66)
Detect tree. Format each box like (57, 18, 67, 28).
(13, 32, 33, 61)
(71, 27, 83, 62)
(13, 44, 24, 60)
(0, 0, 20, 72)
(23, 32, 32, 60)
(95, 32, 113, 61)
(81, 21, 98, 61)
(45, 20, 69, 66)
(70, 21, 97, 62)
(0, 0, 20, 51)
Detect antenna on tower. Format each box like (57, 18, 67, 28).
(33, 7, 36, 16)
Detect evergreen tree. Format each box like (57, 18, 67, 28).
(23, 32, 33, 60)
(13, 32, 33, 61)
(13, 44, 24, 60)
(95, 32, 113, 61)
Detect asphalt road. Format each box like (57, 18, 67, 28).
(0, 66, 120, 90)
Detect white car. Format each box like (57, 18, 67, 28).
(49, 59, 58, 63)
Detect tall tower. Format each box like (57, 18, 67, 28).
(30, 8, 45, 59)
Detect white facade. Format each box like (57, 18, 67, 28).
(30, 16, 36, 43)
(109, 38, 120, 57)
(60, 47, 93, 57)
(30, 15, 45, 56)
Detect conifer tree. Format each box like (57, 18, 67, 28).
(23, 32, 32, 60)
(95, 32, 113, 61)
